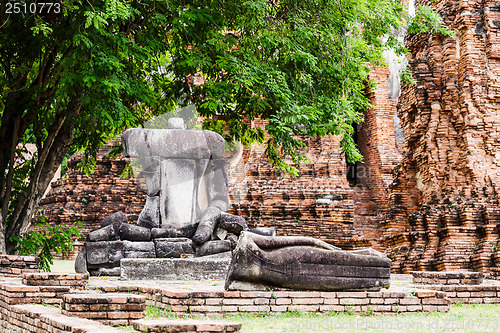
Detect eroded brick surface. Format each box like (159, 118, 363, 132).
(32, 1, 500, 274)
(383, 0, 500, 274)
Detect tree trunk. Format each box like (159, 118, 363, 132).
(0, 216, 7, 254)
(5, 119, 75, 253)
(0, 89, 81, 254)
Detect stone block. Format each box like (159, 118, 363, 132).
(87, 225, 117, 242)
(339, 298, 368, 305)
(399, 298, 421, 305)
(291, 298, 323, 305)
(222, 298, 250, 305)
(271, 305, 289, 312)
(320, 304, 344, 312)
(151, 228, 177, 239)
(205, 298, 222, 305)
(154, 238, 194, 258)
(120, 257, 230, 280)
(100, 211, 128, 232)
(275, 298, 292, 305)
(288, 305, 320, 312)
(370, 305, 392, 312)
(122, 241, 156, 259)
(86, 241, 123, 265)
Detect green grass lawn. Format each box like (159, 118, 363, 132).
(49, 259, 76, 273)
(139, 303, 500, 333)
(235, 303, 500, 333)
(49, 260, 500, 332)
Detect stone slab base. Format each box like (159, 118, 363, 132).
(132, 319, 242, 332)
(120, 257, 230, 280)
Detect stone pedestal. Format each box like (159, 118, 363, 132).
(120, 257, 231, 280)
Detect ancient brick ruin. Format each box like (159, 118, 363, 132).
(35, 0, 500, 274)
(34, 143, 147, 258)
(383, 0, 500, 275)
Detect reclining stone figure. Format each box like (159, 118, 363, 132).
(225, 231, 391, 291)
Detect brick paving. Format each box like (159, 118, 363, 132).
(2, 266, 500, 332)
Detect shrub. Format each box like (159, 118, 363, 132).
(10, 216, 83, 272)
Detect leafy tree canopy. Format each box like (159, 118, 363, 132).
(0, 0, 450, 253)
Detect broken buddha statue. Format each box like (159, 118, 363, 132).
(121, 118, 235, 254)
(75, 118, 239, 275)
(225, 231, 391, 291)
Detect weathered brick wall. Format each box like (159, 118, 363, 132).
(383, 0, 500, 273)
(352, 66, 403, 249)
(62, 293, 146, 326)
(33, 143, 147, 257)
(228, 118, 369, 249)
(35, 74, 400, 253)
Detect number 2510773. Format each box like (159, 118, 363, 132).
(5, 2, 61, 14)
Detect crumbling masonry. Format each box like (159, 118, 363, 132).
(35, 0, 500, 274)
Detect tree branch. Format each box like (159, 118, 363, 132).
(6, 96, 81, 240)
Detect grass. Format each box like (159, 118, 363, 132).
(48, 261, 500, 332)
(133, 303, 500, 333)
(144, 303, 178, 319)
(49, 259, 76, 273)
(233, 303, 500, 333)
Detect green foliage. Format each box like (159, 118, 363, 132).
(145, 303, 177, 319)
(10, 218, 83, 272)
(408, 5, 454, 37)
(0, 0, 451, 251)
(165, 0, 451, 173)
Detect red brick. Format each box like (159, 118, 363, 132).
(291, 298, 323, 305)
(205, 298, 222, 305)
(336, 292, 366, 298)
(339, 298, 368, 305)
(238, 305, 271, 312)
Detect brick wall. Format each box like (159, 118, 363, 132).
(0, 255, 39, 277)
(228, 118, 371, 249)
(382, 0, 500, 273)
(34, 0, 500, 273)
